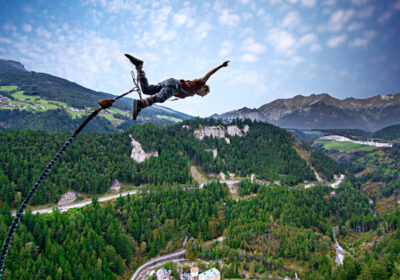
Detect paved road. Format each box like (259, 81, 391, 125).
(130, 249, 185, 280)
(305, 174, 345, 189)
(14, 190, 138, 216)
(131, 236, 225, 280)
(17, 180, 242, 216)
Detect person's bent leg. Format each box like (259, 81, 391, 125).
(140, 85, 177, 109)
(137, 67, 162, 95)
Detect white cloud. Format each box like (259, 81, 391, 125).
(219, 9, 241, 26)
(195, 21, 211, 41)
(240, 53, 258, 63)
(36, 27, 52, 39)
(323, 0, 336, 6)
(347, 22, 363, 31)
(288, 0, 299, 4)
(242, 38, 266, 54)
(327, 34, 347, 48)
(172, 6, 195, 28)
(299, 33, 322, 52)
(266, 29, 296, 56)
(242, 11, 253, 21)
(395, 0, 400, 10)
(301, 0, 316, 8)
(350, 30, 376, 48)
(219, 40, 233, 57)
(0, 37, 12, 44)
(351, 0, 368, 5)
(379, 11, 392, 24)
(358, 6, 374, 18)
(3, 23, 17, 32)
(282, 11, 301, 28)
(326, 9, 355, 31)
(22, 24, 32, 33)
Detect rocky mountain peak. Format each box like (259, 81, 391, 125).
(213, 93, 400, 131)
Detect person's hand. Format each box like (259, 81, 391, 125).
(221, 61, 230, 67)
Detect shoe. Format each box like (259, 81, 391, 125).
(132, 99, 142, 120)
(125, 54, 143, 68)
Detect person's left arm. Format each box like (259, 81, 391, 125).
(200, 61, 230, 83)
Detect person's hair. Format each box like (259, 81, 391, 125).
(196, 85, 210, 97)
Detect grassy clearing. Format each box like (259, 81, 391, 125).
(100, 113, 121, 121)
(67, 111, 87, 119)
(190, 166, 208, 185)
(109, 107, 129, 116)
(315, 139, 376, 152)
(156, 114, 181, 122)
(0, 85, 18, 91)
(8, 99, 33, 107)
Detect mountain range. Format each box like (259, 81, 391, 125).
(212, 93, 400, 131)
(0, 59, 191, 132)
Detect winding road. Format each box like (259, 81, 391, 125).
(13, 189, 138, 216)
(130, 250, 186, 280)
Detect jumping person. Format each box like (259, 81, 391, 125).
(125, 54, 230, 120)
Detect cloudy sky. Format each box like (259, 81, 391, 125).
(0, 0, 399, 117)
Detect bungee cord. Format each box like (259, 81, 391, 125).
(0, 75, 142, 279)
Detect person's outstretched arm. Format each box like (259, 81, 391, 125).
(200, 61, 230, 83)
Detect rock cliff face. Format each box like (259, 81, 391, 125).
(212, 93, 400, 131)
(194, 125, 249, 143)
(130, 135, 158, 163)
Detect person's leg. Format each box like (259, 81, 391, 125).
(140, 79, 180, 108)
(137, 67, 162, 95)
(125, 54, 161, 95)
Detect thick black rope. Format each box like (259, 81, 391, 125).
(0, 86, 136, 278)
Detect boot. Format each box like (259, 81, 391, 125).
(132, 99, 142, 120)
(125, 54, 143, 68)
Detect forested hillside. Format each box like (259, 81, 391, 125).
(1, 118, 399, 279)
(0, 59, 192, 131)
(1, 180, 399, 279)
(0, 119, 314, 207)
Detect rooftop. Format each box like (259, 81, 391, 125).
(199, 268, 220, 280)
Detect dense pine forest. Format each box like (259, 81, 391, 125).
(0, 119, 314, 207)
(1, 119, 400, 279)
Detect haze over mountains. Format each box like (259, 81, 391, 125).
(213, 93, 400, 132)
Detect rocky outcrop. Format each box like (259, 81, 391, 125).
(194, 125, 249, 144)
(110, 179, 121, 192)
(205, 149, 218, 159)
(58, 190, 77, 207)
(130, 135, 158, 163)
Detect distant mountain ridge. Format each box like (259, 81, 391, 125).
(0, 58, 192, 131)
(213, 93, 400, 131)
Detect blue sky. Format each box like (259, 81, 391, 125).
(0, 0, 399, 117)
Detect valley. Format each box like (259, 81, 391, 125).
(1, 118, 399, 279)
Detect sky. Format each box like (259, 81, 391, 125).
(0, 0, 400, 117)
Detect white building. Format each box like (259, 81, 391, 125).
(199, 268, 220, 280)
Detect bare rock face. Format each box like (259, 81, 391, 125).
(194, 126, 226, 140)
(226, 125, 249, 136)
(58, 190, 77, 207)
(194, 125, 249, 143)
(219, 172, 226, 180)
(130, 135, 158, 163)
(205, 149, 218, 159)
(110, 179, 121, 192)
